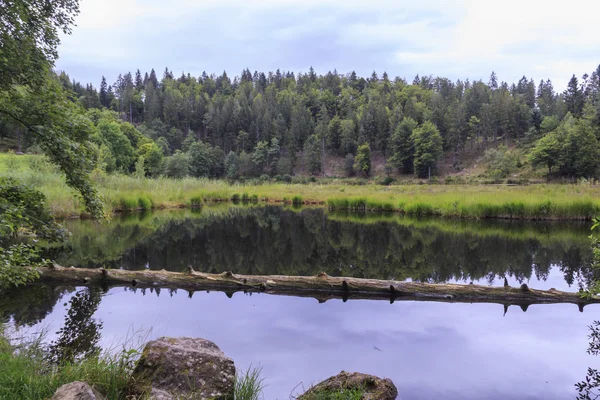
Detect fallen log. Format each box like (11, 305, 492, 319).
(36, 265, 600, 310)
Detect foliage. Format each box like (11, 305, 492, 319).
(162, 150, 190, 178)
(137, 142, 164, 177)
(0, 0, 80, 91)
(484, 145, 520, 179)
(188, 141, 213, 178)
(0, 0, 104, 217)
(0, 177, 65, 240)
(304, 135, 322, 175)
(531, 115, 600, 178)
(412, 121, 443, 178)
(225, 151, 240, 179)
(343, 154, 355, 177)
(0, 177, 68, 289)
(48, 289, 103, 364)
(389, 117, 418, 173)
(0, 244, 44, 290)
(529, 132, 562, 175)
(354, 143, 371, 177)
(576, 320, 600, 399)
(1, 76, 104, 216)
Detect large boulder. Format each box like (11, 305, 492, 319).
(128, 337, 235, 400)
(52, 381, 104, 400)
(299, 371, 398, 400)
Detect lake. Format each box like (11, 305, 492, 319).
(2, 205, 599, 399)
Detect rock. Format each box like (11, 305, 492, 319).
(128, 337, 235, 400)
(299, 371, 398, 400)
(51, 381, 104, 400)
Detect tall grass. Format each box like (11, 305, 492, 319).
(0, 324, 137, 400)
(3, 153, 600, 220)
(234, 365, 266, 400)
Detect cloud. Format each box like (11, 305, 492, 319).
(56, 0, 600, 91)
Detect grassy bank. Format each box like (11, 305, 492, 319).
(0, 325, 132, 399)
(0, 322, 267, 400)
(3, 153, 600, 220)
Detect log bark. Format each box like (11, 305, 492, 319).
(35, 266, 600, 310)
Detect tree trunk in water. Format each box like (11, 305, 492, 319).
(34, 266, 599, 310)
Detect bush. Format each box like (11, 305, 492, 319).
(379, 176, 394, 186)
(137, 196, 153, 210)
(190, 196, 203, 209)
(258, 174, 270, 184)
(162, 150, 190, 178)
(29, 156, 54, 173)
(354, 144, 371, 177)
(292, 195, 303, 205)
(484, 145, 521, 179)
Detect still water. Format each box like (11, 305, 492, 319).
(2, 206, 600, 399)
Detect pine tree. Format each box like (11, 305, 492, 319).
(135, 69, 143, 90)
(564, 75, 584, 117)
(489, 71, 498, 91)
(99, 76, 108, 108)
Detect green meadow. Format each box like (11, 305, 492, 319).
(2, 153, 600, 220)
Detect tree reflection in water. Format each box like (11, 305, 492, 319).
(48, 288, 103, 364)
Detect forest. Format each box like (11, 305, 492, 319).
(3, 65, 600, 181)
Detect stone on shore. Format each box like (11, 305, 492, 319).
(128, 337, 235, 400)
(51, 381, 104, 400)
(299, 371, 398, 400)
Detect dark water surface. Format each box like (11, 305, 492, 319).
(3, 206, 600, 399)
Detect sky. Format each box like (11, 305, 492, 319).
(56, 0, 600, 91)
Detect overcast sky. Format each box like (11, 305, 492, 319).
(56, 0, 600, 91)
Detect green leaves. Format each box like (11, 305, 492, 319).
(354, 142, 372, 177)
(0, 75, 104, 218)
(0, 244, 44, 290)
(411, 121, 443, 179)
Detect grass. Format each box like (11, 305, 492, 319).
(0, 322, 268, 400)
(3, 153, 600, 220)
(300, 388, 364, 400)
(234, 365, 266, 400)
(0, 324, 135, 400)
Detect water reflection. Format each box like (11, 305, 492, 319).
(576, 321, 600, 399)
(4, 284, 598, 400)
(51, 206, 594, 288)
(48, 288, 103, 363)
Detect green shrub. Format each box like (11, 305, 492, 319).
(379, 176, 394, 186)
(292, 195, 303, 205)
(138, 196, 153, 210)
(118, 197, 138, 211)
(190, 196, 203, 209)
(258, 174, 270, 184)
